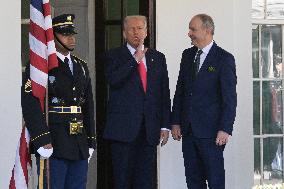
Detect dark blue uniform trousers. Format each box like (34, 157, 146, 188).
(182, 135, 225, 189)
(111, 127, 156, 189)
(36, 157, 88, 189)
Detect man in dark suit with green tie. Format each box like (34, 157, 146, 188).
(171, 14, 237, 189)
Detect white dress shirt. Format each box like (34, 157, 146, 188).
(56, 51, 73, 74)
(198, 40, 214, 71)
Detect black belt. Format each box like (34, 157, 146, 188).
(49, 106, 82, 114)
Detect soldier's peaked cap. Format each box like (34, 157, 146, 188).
(52, 14, 77, 35)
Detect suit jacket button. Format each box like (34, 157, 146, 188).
(189, 93, 192, 96)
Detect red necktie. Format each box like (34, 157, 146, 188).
(137, 60, 147, 92)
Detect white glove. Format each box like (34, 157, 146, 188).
(88, 148, 94, 163)
(37, 147, 53, 159)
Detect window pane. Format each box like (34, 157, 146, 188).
(21, 24, 29, 68)
(254, 81, 261, 135)
(267, 0, 284, 19)
(263, 138, 283, 185)
(106, 0, 121, 20)
(106, 25, 122, 50)
(253, 25, 260, 78)
(126, 0, 139, 16)
(261, 25, 282, 78)
(254, 138, 261, 186)
(271, 82, 284, 131)
(262, 81, 283, 134)
(252, 0, 265, 19)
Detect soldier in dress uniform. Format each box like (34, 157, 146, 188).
(21, 14, 96, 189)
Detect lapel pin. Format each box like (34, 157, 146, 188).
(49, 76, 55, 83)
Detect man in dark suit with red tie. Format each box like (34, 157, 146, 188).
(104, 15, 171, 189)
(171, 14, 237, 189)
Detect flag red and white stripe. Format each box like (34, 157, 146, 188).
(29, 0, 58, 110)
(10, 0, 58, 188)
(9, 127, 31, 189)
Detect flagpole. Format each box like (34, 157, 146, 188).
(26, 1, 58, 188)
(45, 83, 50, 189)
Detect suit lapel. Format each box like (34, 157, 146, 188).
(121, 45, 134, 60)
(71, 56, 81, 81)
(145, 49, 154, 93)
(197, 43, 217, 77)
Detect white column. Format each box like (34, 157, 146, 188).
(0, 1, 22, 188)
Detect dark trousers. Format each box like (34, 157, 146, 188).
(182, 135, 225, 189)
(111, 127, 156, 189)
(36, 157, 88, 189)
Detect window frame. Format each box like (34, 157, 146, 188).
(252, 18, 284, 186)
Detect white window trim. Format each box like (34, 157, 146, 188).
(252, 19, 284, 25)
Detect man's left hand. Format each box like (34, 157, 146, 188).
(160, 130, 169, 146)
(216, 130, 229, 146)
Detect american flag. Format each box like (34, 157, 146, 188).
(29, 0, 58, 110)
(9, 0, 58, 188)
(9, 127, 31, 189)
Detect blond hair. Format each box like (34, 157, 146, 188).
(123, 15, 147, 30)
